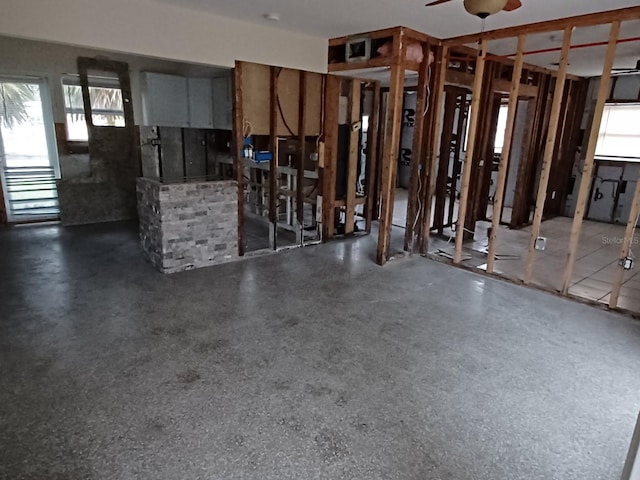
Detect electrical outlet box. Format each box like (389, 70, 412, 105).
(534, 236, 547, 251)
(622, 257, 634, 271)
(316, 195, 323, 223)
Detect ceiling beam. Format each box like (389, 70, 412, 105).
(442, 6, 640, 46)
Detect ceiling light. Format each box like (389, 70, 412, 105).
(263, 12, 280, 22)
(463, 0, 508, 18)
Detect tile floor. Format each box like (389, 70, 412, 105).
(391, 189, 640, 315)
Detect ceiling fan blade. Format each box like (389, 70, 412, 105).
(425, 0, 453, 7)
(503, 0, 522, 11)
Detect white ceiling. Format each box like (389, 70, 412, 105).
(153, 0, 640, 77)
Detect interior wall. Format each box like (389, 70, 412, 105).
(0, 35, 228, 126)
(0, 0, 328, 73)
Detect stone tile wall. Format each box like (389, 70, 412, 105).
(137, 178, 238, 273)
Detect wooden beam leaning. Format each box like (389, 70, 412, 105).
(233, 61, 246, 256)
(376, 32, 408, 265)
(561, 21, 621, 294)
(405, 41, 432, 252)
(523, 27, 572, 285)
(453, 40, 487, 264)
(269, 66, 279, 249)
(609, 174, 640, 308)
(345, 80, 362, 235)
(487, 35, 527, 273)
(365, 83, 381, 233)
(296, 71, 307, 244)
(420, 45, 449, 254)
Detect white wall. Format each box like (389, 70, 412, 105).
(0, 35, 228, 125)
(0, 0, 328, 73)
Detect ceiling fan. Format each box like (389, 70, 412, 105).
(612, 59, 640, 75)
(425, 0, 522, 18)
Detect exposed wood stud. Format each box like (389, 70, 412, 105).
(365, 83, 381, 233)
(487, 34, 526, 273)
(561, 21, 621, 294)
(609, 175, 640, 309)
(345, 80, 362, 235)
(376, 33, 408, 265)
(443, 7, 639, 45)
(233, 62, 245, 256)
(297, 71, 307, 243)
(523, 27, 572, 284)
(421, 45, 449, 253)
(321, 75, 341, 241)
(405, 41, 432, 251)
(453, 39, 487, 264)
(269, 67, 279, 249)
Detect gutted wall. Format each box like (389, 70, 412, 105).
(0, 0, 328, 73)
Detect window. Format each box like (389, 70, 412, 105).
(494, 104, 509, 154)
(596, 103, 640, 160)
(62, 74, 125, 141)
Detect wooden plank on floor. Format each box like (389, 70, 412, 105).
(523, 27, 572, 284)
(561, 21, 621, 294)
(609, 173, 640, 308)
(345, 80, 361, 235)
(453, 40, 486, 264)
(487, 35, 526, 274)
(376, 33, 407, 265)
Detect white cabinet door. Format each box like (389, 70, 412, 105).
(142, 73, 189, 127)
(188, 78, 213, 129)
(212, 76, 233, 130)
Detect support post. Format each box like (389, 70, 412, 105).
(487, 35, 526, 273)
(609, 174, 640, 308)
(561, 21, 621, 294)
(376, 33, 407, 265)
(321, 75, 341, 241)
(405, 42, 432, 251)
(453, 40, 487, 264)
(523, 27, 572, 284)
(233, 61, 246, 256)
(365, 83, 381, 233)
(345, 80, 362, 235)
(269, 67, 279, 249)
(297, 71, 307, 244)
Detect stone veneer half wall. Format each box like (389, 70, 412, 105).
(137, 178, 238, 273)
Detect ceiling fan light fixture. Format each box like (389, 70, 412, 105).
(463, 0, 508, 18)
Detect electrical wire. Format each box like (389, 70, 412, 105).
(275, 68, 296, 137)
(410, 60, 433, 252)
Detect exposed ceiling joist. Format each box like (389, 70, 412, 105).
(443, 6, 640, 45)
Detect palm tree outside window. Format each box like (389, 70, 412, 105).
(62, 74, 125, 141)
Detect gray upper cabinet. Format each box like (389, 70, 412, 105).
(188, 77, 213, 129)
(142, 73, 215, 128)
(212, 75, 233, 130)
(141, 73, 189, 127)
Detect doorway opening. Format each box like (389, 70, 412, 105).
(0, 78, 60, 223)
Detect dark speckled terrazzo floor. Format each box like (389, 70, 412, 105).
(1, 220, 639, 479)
